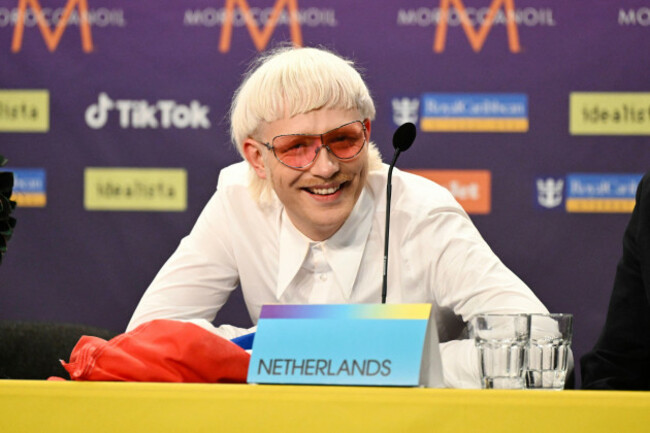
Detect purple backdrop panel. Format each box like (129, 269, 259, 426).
(1, 0, 649, 387)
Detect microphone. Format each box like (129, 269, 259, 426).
(382, 122, 416, 304)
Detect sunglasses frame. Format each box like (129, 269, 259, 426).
(262, 119, 368, 169)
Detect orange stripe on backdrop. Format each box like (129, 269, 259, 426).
(405, 169, 491, 215)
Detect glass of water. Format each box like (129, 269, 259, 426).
(525, 313, 573, 390)
(469, 314, 530, 389)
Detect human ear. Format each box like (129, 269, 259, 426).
(242, 139, 267, 179)
(364, 119, 372, 141)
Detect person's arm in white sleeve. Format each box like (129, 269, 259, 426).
(127, 185, 252, 340)
(423, 209, 549, 388)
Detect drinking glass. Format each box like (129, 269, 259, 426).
(525, 313, 573, 390)
(469, 314, 530, 389)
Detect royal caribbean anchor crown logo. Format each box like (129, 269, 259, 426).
(535, 176, 564, 210)
(392, 97, 420, 126)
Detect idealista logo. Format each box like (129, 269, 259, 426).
(570, 93, 650, 136)
(85, 93, 211, 130)
(397, 0, 556, 53)
(6, 168, 46, 207)
(405, 169, 491, 214)
(84, 168, 187, 212)
(0, 89, 49, 132)
(419, 93, 528, 132)
(1, 0, 126, 53)
(535, 173, 643, 214)
(184, 0, 338, 53)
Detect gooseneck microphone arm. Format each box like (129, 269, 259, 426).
(382, 122, 416, 304)
(382, 152, 399, 303)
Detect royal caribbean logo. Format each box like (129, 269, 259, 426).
(535, 173, 643, 213)
(391, 97, 420, 126)
(419, 93, 528, 132)
(1, 0, 126, 53)
(7, 168, 46, 207)
(535, 176, 564, 210)
(85, 93, 211, 129)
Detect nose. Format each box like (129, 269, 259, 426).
(309, 144, 339, 178)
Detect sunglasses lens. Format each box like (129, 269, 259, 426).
(323, 122, 366, 159)
(272, 135, 320, 168)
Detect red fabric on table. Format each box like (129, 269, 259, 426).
(61, 319, 250, 383)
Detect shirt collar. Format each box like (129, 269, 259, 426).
(275, 187, 375, 300)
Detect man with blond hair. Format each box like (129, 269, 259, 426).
(128, 46, 548, 388)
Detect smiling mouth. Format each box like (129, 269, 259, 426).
(304, 182, 345, 196)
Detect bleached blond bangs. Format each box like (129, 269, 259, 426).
(229, 46, 383, 205)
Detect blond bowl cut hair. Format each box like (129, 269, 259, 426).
(230, 46, 384, 204)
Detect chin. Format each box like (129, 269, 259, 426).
(313, 211, 350, 232)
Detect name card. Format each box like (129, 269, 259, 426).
(247, 304, 443, 387)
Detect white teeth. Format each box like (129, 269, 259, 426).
(308, 185, 341, 195)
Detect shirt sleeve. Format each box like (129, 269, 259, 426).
(420, 208, 549, 388)
(439, 340, 482, 388)
(127, 186, 244, 337)
(581, 173, 650, 390)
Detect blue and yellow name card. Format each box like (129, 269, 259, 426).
(247, 304, 443, 387)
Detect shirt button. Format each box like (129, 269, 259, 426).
(319, 274, 327, 281)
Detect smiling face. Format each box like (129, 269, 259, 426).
(243, 108, 371, 241)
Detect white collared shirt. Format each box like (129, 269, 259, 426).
(128, 161, 548, 388)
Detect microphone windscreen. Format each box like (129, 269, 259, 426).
(392, 122, 416, 152)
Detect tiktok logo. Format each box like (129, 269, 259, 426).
(85, 93, 211, 129)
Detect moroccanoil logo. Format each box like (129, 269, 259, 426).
(405, 169, 491, 214)
(84, 168, 187, 212)
(184, 0, 337, 52)
(397, 0, 557, 53)
(0, 89, 49, 132)
(420, 93, 528, 132)
(619, 8, 650, 26)
(570, 93, 650, 135)
(3, 0, 126, 53)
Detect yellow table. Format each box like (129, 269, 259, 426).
(1, 380, 649, 432)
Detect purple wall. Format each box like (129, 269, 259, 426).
(2, 0, 650, 386)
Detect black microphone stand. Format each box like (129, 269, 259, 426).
(382, 123, 416, 304)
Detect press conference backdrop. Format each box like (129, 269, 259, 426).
(1, 1, 649, 386)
